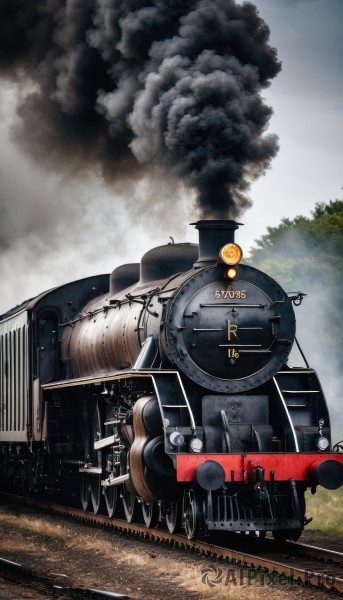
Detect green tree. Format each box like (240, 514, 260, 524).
(247, 199, 343, 290)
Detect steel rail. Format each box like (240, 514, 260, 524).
(0, 556, 130, 599)
(284, 540, 343, 566)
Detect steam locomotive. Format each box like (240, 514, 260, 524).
(1, 220, 343, 541)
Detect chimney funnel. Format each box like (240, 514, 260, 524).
(192, 220, 243, 267)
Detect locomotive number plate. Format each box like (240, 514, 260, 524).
(214, 289, 247, 299)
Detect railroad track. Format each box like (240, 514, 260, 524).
(52, 503, 343, 592)
(0, 556, 130, 599)
(2, 493, 343, 594)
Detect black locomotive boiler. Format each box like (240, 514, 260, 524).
(1, 220, 342, 541)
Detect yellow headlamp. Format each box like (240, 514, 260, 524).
(226, 267, 237, 279)
(219, 243, 243, 266)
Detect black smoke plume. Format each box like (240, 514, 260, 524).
(0, 0, 281, 217)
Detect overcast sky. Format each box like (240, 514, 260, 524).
(0, 0, 342, 315)
(246, 0, 342, 242)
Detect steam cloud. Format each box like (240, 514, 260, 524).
(0, 0, 281, 217)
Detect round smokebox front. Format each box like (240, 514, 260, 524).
(163, 264, 295, 393)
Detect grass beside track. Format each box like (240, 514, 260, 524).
(305, 485, 343, 536)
